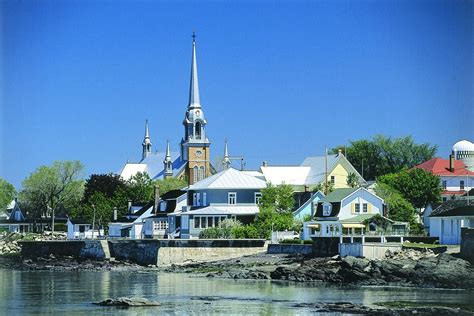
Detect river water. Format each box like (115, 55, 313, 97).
(0, 269, 472, 315)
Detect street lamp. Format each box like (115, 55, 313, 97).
(91, 204, 96, 239)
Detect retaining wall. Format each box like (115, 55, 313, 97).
(461, 228, 474, 263)
(20, 239, 267, 266)
(19, 241, 106, 260)
(312, 237, 340, 257)
(339, 243, 402, 259)
(267, 244, 313, 255)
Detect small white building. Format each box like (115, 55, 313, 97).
(429, 200, 474, 244)
(109, 202, 154, 239)
(66, 219, 103, 240)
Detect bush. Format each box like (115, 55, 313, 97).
(303, 239, 313, 245)
(54, 223, 67, 232)
(231, 225, 259, 239)
(199, 227, 222, 239)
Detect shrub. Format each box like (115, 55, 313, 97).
(199, 227, 222, 239)
(231, 225, 259, 239)
(303, 239, 313, 245)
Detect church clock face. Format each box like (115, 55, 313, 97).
(195, 110, 201, 117)
(196, 150, 203, 157)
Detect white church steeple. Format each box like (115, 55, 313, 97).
(142, 119, 152, 161)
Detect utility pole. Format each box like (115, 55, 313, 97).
(361, 159, 364, 179)
(325, 147, 328, 195)
(92, 204, 96, 239)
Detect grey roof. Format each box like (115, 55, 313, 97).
(189, 168, 267, 190)
(430, 200, 474, 217)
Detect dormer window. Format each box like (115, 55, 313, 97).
(322, 203, 332, 216)
(460, 180, 465, 190)
(228, 192, 237, 205)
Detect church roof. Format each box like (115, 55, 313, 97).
(189, 168, 267, 190)
(119, 151, 186, 181)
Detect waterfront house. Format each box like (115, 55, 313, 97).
(429, 200, 474, 244)
(301, 188, 407, 239)
(143, 190, 187, 238)
(108, 202, 154, 239)
(66, 218, 102, 240)
(293, 191, 325, 220)
(170, 168, 267, 239)
(260, 151, 365, 192)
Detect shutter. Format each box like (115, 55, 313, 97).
(351, 203, 355, 214)
(368, 204, 372, 214)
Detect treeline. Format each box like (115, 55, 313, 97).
(0, 161, 186, 228)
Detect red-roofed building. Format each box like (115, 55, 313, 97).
(415, 157, 474, 201)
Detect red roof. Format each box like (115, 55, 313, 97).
(415, 157, 474, 176)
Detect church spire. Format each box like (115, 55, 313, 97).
(142, 119, 152, 161)
(222, 139, 231, 169)
(188, 32, 201, 109)
(164, 140, 173, 179)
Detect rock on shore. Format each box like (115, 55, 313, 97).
(94, 297, 160, 307)
(166, 250, 474, 289)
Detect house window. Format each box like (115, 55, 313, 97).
(153, 220, 168, 230)
(442, 197, 447, 202)
(355, 203, 360, 213)
(207, 217, 213, 227)
(228, 192, 237, 205)
(255, 192, 262, 204)
(194, 217, 200, 229)
(442, 180, 447, 189)
(363, 203, 368, 213)
(460, 180, 465, 190)
(193, 193, 201, 206)
(323, 204, 332, 216)
(202, 193, 207, 206)
(330, 176, 335, 185)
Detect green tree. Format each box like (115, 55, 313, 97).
(375, 183, 416, 223)
(20, 161, 84, 219)
(332, 135, 437, 180)
(378, 168, 442, 208)
(313, 181, 334, 194)
(154, 177, 188, 195)
(0, 178, 17, 211)
(125, 172, 154, 203)
(346, 172, 360, 188)
(253, 208, 296, 239)
(260, 183, 294, 213)
(83, 173, 126, 203)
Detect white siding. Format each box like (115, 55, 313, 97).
(339, 190, 383, 220)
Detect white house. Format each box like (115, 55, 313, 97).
(108, 202, 155, 239)
(429, 200, 474, 244)
(66, 219, 103, 240)
(143, 190, 187, 239)
(301, 188, 405, 240)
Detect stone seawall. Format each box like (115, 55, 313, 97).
(19, 239, 267, 266)
(19, 241, 106, 260)
(267, 244, 313, 255)
(461, 228, 474, 263)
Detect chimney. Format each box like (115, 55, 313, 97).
(449, 153, 455, 172)
(304, 185, 309, 192)
(338, 149, 342, 156)
(262, 161, 268, 167)
(113, 207, 117, 221)
(154, 184, 160, 215)
(127, 200, 132, 213)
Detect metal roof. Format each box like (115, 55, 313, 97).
(183, 205, 259, 216)
(189, 168, 267, 190)
(119, 152, 186, 181)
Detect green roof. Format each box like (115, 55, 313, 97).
(339, 214, 376, 223)
(325, 188, 358, 202)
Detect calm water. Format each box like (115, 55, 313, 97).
(0, 269, 472, 315)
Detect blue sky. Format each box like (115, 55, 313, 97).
(1, 0, 472, 189)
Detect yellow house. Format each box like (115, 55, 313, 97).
(260, 151, 365, 192)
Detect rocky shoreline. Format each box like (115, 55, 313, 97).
(164, 250, 474, 289)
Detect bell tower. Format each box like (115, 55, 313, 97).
(181, 33, 211, 185)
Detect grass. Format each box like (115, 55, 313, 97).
(402, 242, 446, 249)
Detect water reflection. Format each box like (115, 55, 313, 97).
(0, 269, 472, 315)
